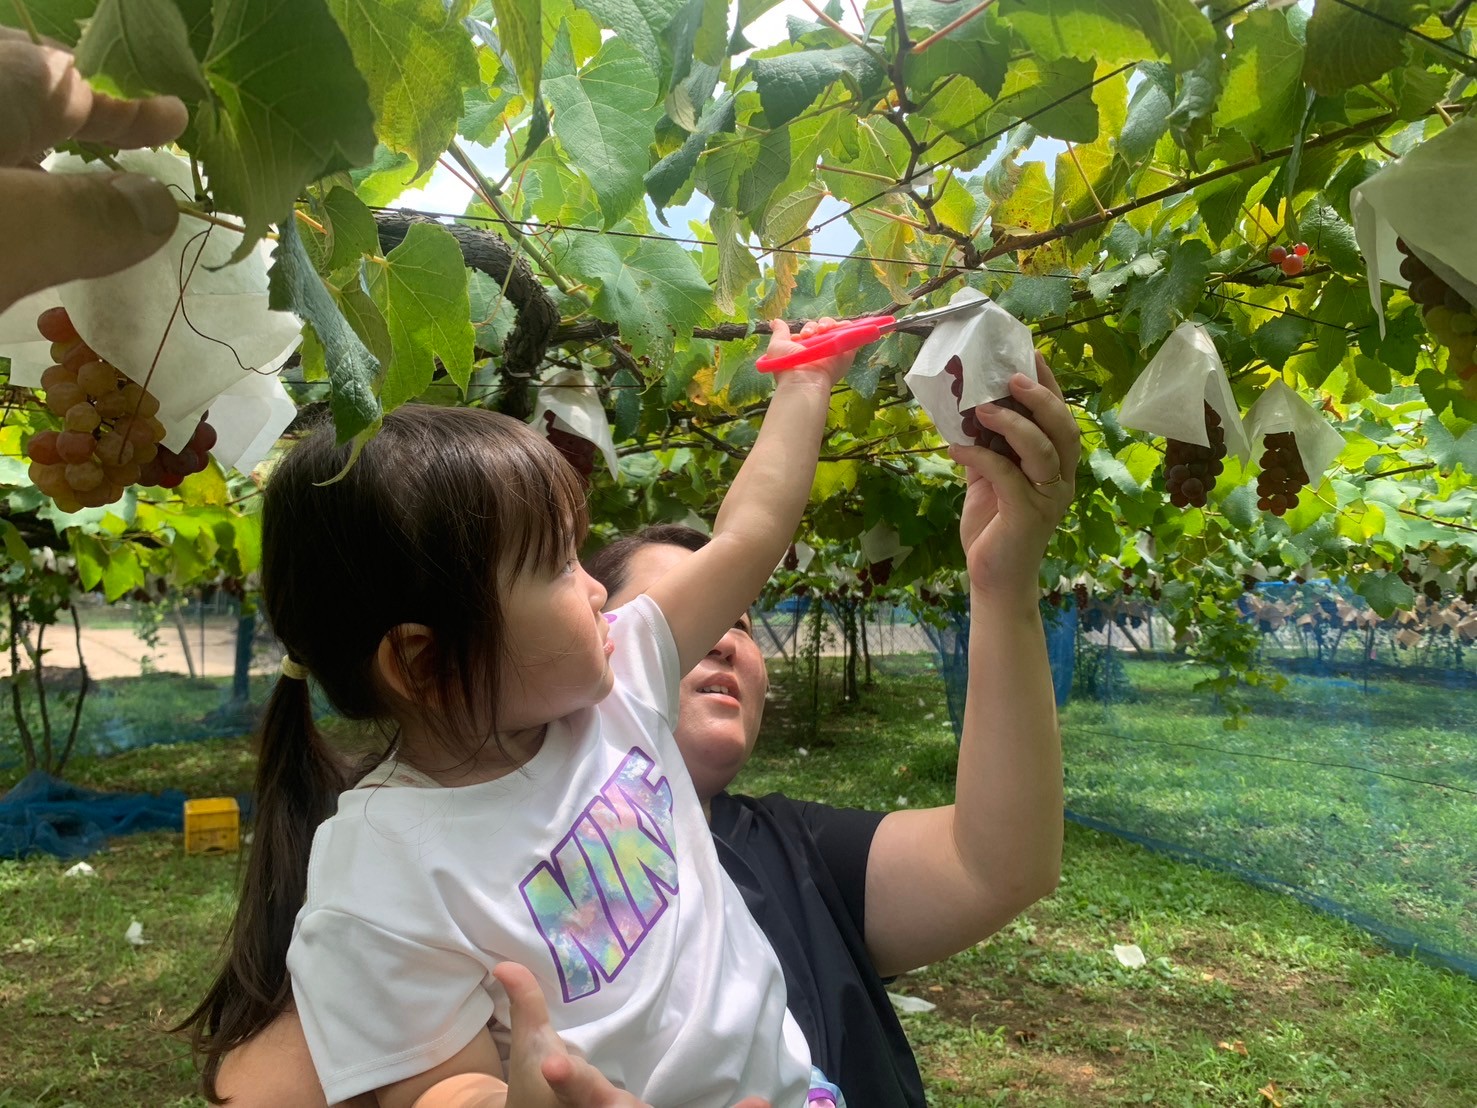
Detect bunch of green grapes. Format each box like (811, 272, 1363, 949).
(25, 308, 213, 511)
(1399, 240, 1477, 401)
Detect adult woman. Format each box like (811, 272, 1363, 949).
(588, 361, 1075, 1102)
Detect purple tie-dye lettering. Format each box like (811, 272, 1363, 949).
(519, 747, 679, 1002)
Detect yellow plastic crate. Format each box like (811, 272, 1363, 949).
(183, 797, 240, 855)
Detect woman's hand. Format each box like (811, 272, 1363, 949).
(947, 356, 1081, 600)
(0, 28, 186, 311)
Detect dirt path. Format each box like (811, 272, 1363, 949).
(0, 615, 277, 681)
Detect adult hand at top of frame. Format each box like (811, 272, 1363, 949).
(948, 355, 1082, 601)
(0, 27, 186, 312)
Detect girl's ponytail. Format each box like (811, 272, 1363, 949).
(177, 668, 346, 1102)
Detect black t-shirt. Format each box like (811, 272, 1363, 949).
(708, 792, 927, 1108)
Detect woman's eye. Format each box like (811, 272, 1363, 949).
(562, 559, 577, 575)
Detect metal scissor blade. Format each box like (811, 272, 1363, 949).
(902, 297, 990, 326)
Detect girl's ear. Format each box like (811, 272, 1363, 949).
(374, 623, 436, 702)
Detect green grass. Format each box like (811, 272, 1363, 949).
(1, 662, 1475, 1105)
(1059, 658, 1477, 966)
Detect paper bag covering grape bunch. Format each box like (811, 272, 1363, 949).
(1118, 322, 1252, 509)
(1352, 115, 1477, 402)
(899, 288, 1040, 460)
(0, 150, 301, 513)
(755, 287, 1042, 462)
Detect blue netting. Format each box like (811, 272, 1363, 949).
(2, 771, 182, 859)
(919, 581, 1477, 981)
(0, 594, 281, 776)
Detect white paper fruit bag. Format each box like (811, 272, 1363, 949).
(534, 370, 618, 480)
(1245, 380, 1345, 489)
(1119, 322, 1251, 462)
(0, 149, 300, 473)
(904, 288, 1037, 448)
(1352, 116, 1477, 334)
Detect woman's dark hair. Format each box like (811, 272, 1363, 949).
(584, 523, 710, 597)
(179, 405, 588, 1101)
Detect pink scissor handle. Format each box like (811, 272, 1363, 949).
(755, 316, 896, 372)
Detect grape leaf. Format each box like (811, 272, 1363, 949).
(74, 0, 211, 101)
(564, 231, 712, 360)
(574, 0, 688, 82)
(1121, 239, 1210, 350)
(1089, 448, 1145, 498)
(367, 223, 476, 410)
(983, 55, 1100, 144)
(646, 91, 736, 211)
(0, 0, 94, 44)
(749, 45, 887, 128)
(998, 0, 1215, 70)
(545, 38, 663, 226)
(1118, 62, 1174, 161)
(1303, 0, 1418, 94)
(350, 145, 428, 207)
(1212, 9, 1305, 148)
(1423, 417, 1477, 475)
(267, 220, 382, 443)
(319, 186, 381, 274)
(1300, 202, 1362, 276)
(195, 0, 376, 264)
(467, 270, 517, 354)
(1356, 569, 1416, 617)
(1251, 315, 1312, 371)
(490, 0, 542, 98)
(991, 160, 1054, 237)
(326, 0, 479, 174)
(711, 206, 760, 315)
(996, 274, 1074, 320)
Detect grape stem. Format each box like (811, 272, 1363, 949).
(177, 203, 252, 237)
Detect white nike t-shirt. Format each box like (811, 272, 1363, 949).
(287, 594, 812, 1105)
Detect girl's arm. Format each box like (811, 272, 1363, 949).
(861, 361, 1081, 978)
(646, 320, 854, 675)
(377, 1028, 505, 1108)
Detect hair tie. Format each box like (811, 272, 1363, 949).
(280, 655, 310, 681)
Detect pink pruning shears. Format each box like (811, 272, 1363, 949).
(755, 298, 989, 372)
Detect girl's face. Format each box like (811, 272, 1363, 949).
(497, 554, 614, 731)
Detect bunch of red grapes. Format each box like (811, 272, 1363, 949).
(1398, 238, 1477, 401)
(857, 557, 893, 599)
(1267, 242, 1311, 277)
(1164, 402, 1227, 509)
(1254, 431, 1310, 517)
(25, 308, 218, 511)
(944, 354, 1029, 466)
(542, 411, 597, 482)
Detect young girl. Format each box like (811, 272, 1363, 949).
(185, 323, 855, 1107)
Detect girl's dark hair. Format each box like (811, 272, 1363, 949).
(584, 523, 710, 597)
(179, 406, 588, 1102)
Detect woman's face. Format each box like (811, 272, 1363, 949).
(606, 543, 768, 802)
